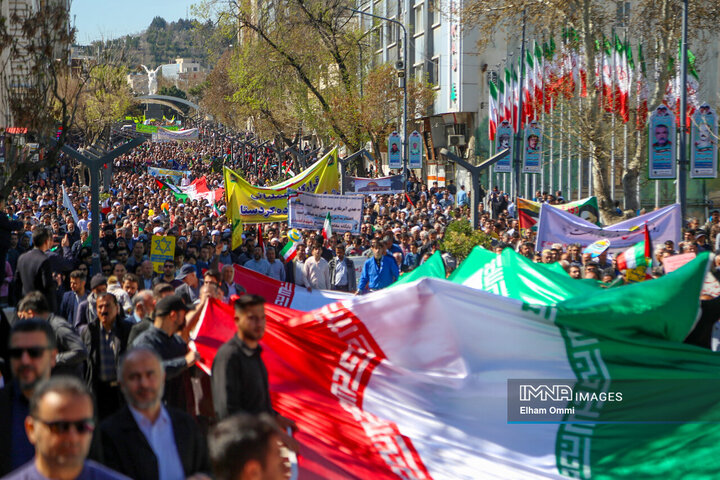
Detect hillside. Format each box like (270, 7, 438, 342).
(84, 16, 222, 69)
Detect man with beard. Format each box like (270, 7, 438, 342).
(211, 295, 297, 451)
(243, 246, 271, 277)
(74, 274, 108, 331)
(132, 295, 199, 410)
(0, 319, 57, 475)
(93, 348, 210, 480)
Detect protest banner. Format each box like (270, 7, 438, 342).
(690, 104, 718, 179)
(536, 203, 681, 254)
(148, 166, 192, 184)
(342, 174, 405, 195)
(648, 105, 677, 179)
(152, 127, 200, 142)
(192, 254, 719, 480)
(224, 147, 340, 223)
(663, 252, 696, 273)
(288, 191, 363, 234)
(518, 196, 600, 232)
(150, 235, 175, 273)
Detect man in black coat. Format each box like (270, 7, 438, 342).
(80, 292, 133, 420)
(93, 347, 210, 480)
(0, 194, 23, 271)
(14, 226, 57, 314)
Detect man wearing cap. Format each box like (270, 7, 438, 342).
(132, 294, 200, 410)
(175, 264, 200, 306)
(74, 274, 108, 331)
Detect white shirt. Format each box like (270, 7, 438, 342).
(128, 405, 185, 480)
(303, 256, 330, 289)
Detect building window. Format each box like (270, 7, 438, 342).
(429, 0, 440, 26)
(387, 22, 397, 45)
(414, 63, 424, 80)
(414, 4, 424, 34)
(430, 56, 440, 86)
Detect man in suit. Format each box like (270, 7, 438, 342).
(14, 226, 57, 314)
(80, 292, 133, 420)
(94, 347, 210, 480)
(329, 244, 357, 292)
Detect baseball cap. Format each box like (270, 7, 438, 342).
(155, 294, 190, 316)
(176, 264, 197, 280)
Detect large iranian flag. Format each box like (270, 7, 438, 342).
(193, 253, 720, 479)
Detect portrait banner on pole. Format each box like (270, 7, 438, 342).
(388, 132, 402, 169)
(408, 130, 423, 169)
(690, 103, 718, 179)
(648, 104, 677, 179)
(494, 120, 513, 173)
(342, 174, 405, 195)
(288, 191, 363, 234)
(522, 121, 542, 174)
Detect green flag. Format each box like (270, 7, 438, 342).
(393, 251, 446, 286)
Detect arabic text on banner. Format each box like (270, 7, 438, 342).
(288, 191, 363, 234)
(224, 147, 340, 223)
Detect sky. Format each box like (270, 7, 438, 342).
(70, 0, 198, 44)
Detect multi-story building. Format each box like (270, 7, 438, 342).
(357, 0, 509, 186)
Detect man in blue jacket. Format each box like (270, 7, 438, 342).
(356, 239, 399, 294)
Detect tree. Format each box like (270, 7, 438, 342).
(158, 85, 188, 100)
(462, 0, 720, 218)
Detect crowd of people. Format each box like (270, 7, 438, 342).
(0, 122, 718, 479)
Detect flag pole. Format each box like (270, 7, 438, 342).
(610, 28, 616, 203)
(677, 0, 688, 220)
(513, 8, 526, 202)
(571, 99, 577, 200)
(549, 98, 554, 194)
(558, 101, 564, 196)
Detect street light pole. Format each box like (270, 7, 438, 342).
(513, 9, 527, 201)
(678, 0, 688, 220)
(347, 7, 408, 190)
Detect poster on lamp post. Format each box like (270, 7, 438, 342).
(387, 131, 402, 169)
(494, 120, 513, 173)
(408, 130, 423, 169)
(522, 120, 542, 174)
(690, 103, 718, 179)
(648, 104, 676, 179)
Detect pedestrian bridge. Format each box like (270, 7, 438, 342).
(136, 95, 201, 116)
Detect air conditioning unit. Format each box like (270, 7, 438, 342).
(447, 135, 466, 147)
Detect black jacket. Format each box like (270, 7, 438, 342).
(93, 405, 210, 480)
(15, 248, 57, 313)
(80, 317, 133, 392)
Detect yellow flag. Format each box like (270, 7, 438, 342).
(227, 188, 244, 250)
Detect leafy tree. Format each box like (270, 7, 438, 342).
(440, 219, 493, 261)
(158, 85, 188, 100)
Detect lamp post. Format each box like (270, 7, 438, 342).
(441, 148, 510, 229)
(677, 0, 688, 220)
(60, 136, 146, 275)
(346, 7, 408, 191)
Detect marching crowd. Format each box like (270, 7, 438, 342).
(0, 124, 718, 479)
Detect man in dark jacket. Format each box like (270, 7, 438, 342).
(0, 194, 23, 271)
(93, 347, 210, 480)
(329, 244, 357, 292)
(14, 226, 57, 313)
(80, 292, 133, 420)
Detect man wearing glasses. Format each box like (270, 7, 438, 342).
(0, 319, 57, 475)
(3, 376, 127, 479)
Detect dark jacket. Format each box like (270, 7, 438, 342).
(328, 256, 357, 291)
(14, 248, 57, 313)
(81, 317, 133, 392)
(94, 405, 210, 480)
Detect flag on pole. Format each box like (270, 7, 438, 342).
(61, 185, 79, 226)
(227, 189, 243, 250)
(637, 44, 649, 130)
(616, 239, 651, 271)
(489, 81, 499, 141)
(503, 68, 513, 121)
(155, 177, 188, 201)
(280, 240, 298, 262)
(523, 49, 535, 121)
(497, 77, 507, 123)
(615, 34, 631, 123)
(257, 223, 266, 257)
(533, 41, 544, 108)
(322, 212, 333, 241)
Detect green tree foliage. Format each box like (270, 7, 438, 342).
(440, 220, 493, 261)
(158, 85, 187, 100)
